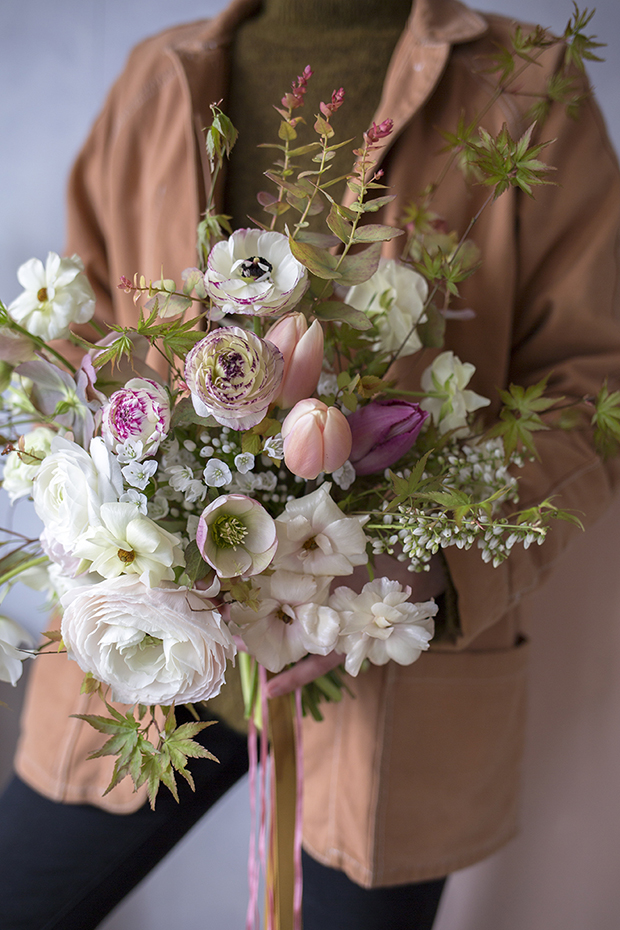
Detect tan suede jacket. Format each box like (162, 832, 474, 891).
(15, 0, 620, 887)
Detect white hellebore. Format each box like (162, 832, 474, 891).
(196, 494, 278, 578)
(61, 576, 236, 705)
(8, 252, 95, 341)
(230, 571, 338, 673)
(273, 483, 368, 577)
(1, 426, 56, 503)
(73, 501, 184, 587)
(331, 577, 438, 676)
(0, 617, 35, 686)
(206, 228, 308, 317)
(420, 350, 490, 436)
(32, 436, 123, 556)
(345, 258, 427, 356)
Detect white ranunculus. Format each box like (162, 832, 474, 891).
(60, 576, 236, 705)
(273, 483, 368, 577)
(1, 427, 56, 503)
(0, 617, 35, 686)
(345, 258, 427, 357)
(73, 501, 184, 587)
(8, 252, 95, 341)
(206, 229, 308, 317)
(420, 350, 491, 436)
(32, 436, 123, 553)
(229, 571, 338, 672)
(330, 577, 438, 676)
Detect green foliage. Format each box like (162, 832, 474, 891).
(74, 703, 218, 809)
(205, 105, 239, 172)
(464, 124, 554, 199)
(487, 376, 559, 459)
(592, 381, 620, 458)
(562, 4, 605, 72)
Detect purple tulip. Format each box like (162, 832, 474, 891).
(348, 399, 429, 476)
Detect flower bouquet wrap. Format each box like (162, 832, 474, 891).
(1, 11, 620, 928)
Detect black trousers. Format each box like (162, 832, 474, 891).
(0, 716, 445, 930)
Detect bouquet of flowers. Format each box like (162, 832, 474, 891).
(1, 10, 619, 926)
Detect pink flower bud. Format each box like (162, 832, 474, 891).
(265, 313, 324, 409)
(347, 399, 428, 476)
(364, 118, 394, 146)
(282, 399, 352, 480)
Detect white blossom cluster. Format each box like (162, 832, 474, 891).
(430, 437, 522, 507)
(372, 503, 547, 571)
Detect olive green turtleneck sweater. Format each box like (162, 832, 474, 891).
(224, 0, 413, 228)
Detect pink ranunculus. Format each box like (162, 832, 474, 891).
(101, 378, 170, 455)
(281, 399, 352, 480)
(265, 313, 324, 409)
(347, 399, 429, 476)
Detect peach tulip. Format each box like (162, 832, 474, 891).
(282, 398, 352, 480)
(265, 313, 324, 409)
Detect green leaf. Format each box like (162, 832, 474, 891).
(170, 397, 217, 430)
(361, 194, 396, 213)
(326, 204, 353, 244)
(336, 242, 383, 286)
(416, 302, 446, 348)
(592, 380, 620, 458)
(182, 540, 211, 586)
(352, 224, 403, 243)
(313, 301, 373, 331)
(288, 238, 342, 280)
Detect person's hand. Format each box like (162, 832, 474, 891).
(265, 552, 446, 700)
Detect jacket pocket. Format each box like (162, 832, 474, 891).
(372, 637, 530, 884)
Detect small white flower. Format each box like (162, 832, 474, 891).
(420, 351, 491, 436)
(184, 480, 208, 504)
(122, 459, 158, 490)
(234, 452, 255, 474)
(262, 435, 284, 460)
(331, 460, 356, 490)
(203, 458, 233, 488)
(167, 465, 195, 492)
(148, 493, 170, 520)
(317, 370, 339, 397)
(0, 617, 35, 686)
(119, 489, 148, 514)
(331, 577, 437, 676)
(116, 439, 144, 465)
(8, 252, 95, 341)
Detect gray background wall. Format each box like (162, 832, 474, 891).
(1, 2, 619, 928)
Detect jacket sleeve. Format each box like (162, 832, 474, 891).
(443, 80, 620, 649)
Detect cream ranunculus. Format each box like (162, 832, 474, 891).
(206, 229, 308, 317)
(345, 258, 427, 357)
(32, 436, 123, 554)
(8, 252, 95, 341)
(1, 426, 56, 503)
(72, 501, 184, 587)
(60, 576, 236, 705)
(420, 350, 491, 436)
(330, 577, 438, 676)
(184, 326, 284, 430)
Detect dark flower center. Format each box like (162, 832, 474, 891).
(238, 256, 273, 282)
(220, 350, 245, 380)
(117, 548, 136, 564)
(37, 287, 48, 303)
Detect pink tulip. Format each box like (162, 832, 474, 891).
(265, 313, 324, 409)
(348, 399, 429, 475)
(282, 399, 352, 480)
